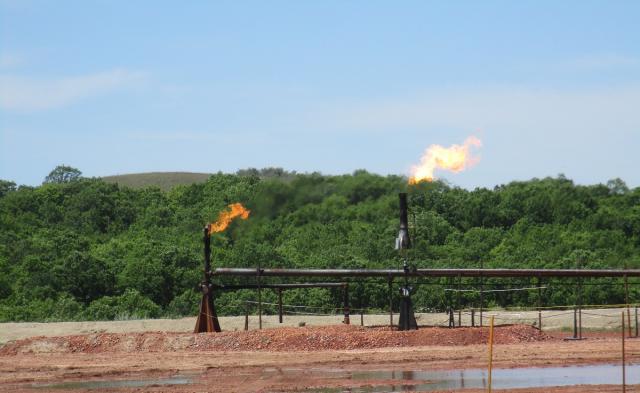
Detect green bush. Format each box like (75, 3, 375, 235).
(165, 289, 200, 318)
(83, 289, 161, 321)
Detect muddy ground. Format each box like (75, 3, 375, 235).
(0, 322, 638, 392)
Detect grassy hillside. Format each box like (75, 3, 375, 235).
(102, 168, 298, 191)
(102, 172, 211, 191)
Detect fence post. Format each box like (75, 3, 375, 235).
(388, 277, 393, 327)
(360, 309, 364, 326)
(257, 266, 262, 330)
(635, 306, 638, 338)
(578, 305, 582, 339)
(577, 277, 583, 339)
(457, 274, 462, 327)
(343, 283, 350, 325)
(625, 274, 631, 337)
(622, 312, 626, 393)
(471, 309, 475, 327)
(479, 268, 484, 327)
(278, 288, 283, 324)
(244, 304, 249, 331)
(573, 306, 578, 339)
(537, 277, 542, 331)
(487, 315, 495, 393)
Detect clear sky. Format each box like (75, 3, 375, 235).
(1, 1, 639, 189)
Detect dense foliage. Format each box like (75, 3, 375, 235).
(1, 167, 639, 322)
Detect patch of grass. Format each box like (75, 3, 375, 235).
(102, 172, 211, 191)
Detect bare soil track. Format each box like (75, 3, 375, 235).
(0, 324, 638, 392)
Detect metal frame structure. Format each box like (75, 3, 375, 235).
(212, 267, 640, 278)
(194, 194, 640, 333)
(195, 266, 640, 333)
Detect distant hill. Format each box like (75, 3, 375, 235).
(102, 172, 211, 191)
(102, 168, 298, 191)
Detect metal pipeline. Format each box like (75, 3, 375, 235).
(211, 267, 640, 278)
(396, 192, 411, 250)
(212, 282, 347, 290)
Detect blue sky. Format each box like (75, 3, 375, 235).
(1, 1, 639, 188)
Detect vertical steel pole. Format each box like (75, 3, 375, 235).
(343, 283, 350, 325)
(194, 225, 221, 333)
(576, 260, 583, 339)
(447, 277, 453, 327)
(622, 312, 626, 393)
(578, 278, 583, 339)
(635, 306, 638, 338)
(257, 267, 262, 330)
(388, 276, 393, 327)
(457, 274, 462, 327)
(449, 308, 454, 328)
(471, 309, 475, 327)
(278, 288, 283, 324)
(624, 274, 631, 337)
(537, 278, 542, 331)
(488, 315, 495, 393)
(479, 262, 484, 327)
(573, 306, 578, 339)
(360, 309, 364, 326)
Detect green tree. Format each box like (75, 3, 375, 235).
(0, 180, 16, 197)
(43, 165, 82, 184)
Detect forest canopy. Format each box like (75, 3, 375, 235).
(0, 167, 639, 322)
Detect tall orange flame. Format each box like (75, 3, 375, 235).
(409, 136, 482, 184)
(209, 203, 250, 234)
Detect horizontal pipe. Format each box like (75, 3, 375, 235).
(212, 268, 640, 278)
(212, 283, 346, 290)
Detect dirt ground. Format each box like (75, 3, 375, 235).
(0, 311, 638, 392)
(1, 308, 633, 345)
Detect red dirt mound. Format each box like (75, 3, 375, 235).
(0, 324, 552, 355)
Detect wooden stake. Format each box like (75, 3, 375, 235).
(244, 305, 249, 331)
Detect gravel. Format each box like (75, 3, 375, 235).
(0, 324, 552, 355)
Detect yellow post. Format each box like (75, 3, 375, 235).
(487, 315, 495, 393)
(622, 312, 626, 393)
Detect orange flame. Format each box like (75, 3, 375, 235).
(409, 136, 482, 184)
(209, 203, 250, 234)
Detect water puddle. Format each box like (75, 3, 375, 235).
(32, 375, 192, 390)
(299, 363, 640, 392)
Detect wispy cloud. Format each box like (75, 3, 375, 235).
(563, 54, 640, 70)
(128, 131, 219, 142)
(0, 68, 145, 111)
(127, 130, 268, 145)
(0, 52, 23, 69)
(314, 85, 640, 135)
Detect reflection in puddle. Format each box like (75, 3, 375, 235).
(33, 375, 192, 390)
(296, 363, 640, 392)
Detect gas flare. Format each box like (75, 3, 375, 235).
(209, 203, 250, 234)
(409, 136, 482, 184)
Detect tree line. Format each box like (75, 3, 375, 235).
(0, 166, 638, 322)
